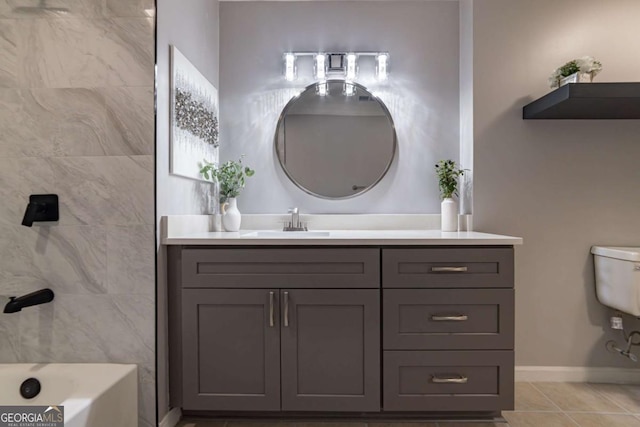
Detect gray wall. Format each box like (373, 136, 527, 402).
(0, 1, 156, 426)
(219, 1, 460, 214)
(472, 0, 640, 367)
(156, 0, 220, 421)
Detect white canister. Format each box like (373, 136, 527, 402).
(441, 198, 458, 232)
(221, 197, 241, 232)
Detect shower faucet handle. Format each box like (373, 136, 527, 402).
(21, 194, 59, 227)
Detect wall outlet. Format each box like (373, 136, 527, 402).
(611, 316, 624, 330)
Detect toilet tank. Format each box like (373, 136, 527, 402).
(591, 246, 640, 317)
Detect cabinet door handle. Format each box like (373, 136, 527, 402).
(431, 314, 468, 322)
(283, 291, 289, 327)
(269, 291, 275, 327)
(431, 375, 468, 384)
(431, 266, 468, 273)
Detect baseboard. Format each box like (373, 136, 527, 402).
(515, 366, 640, 383)
(159, 407, 182, 427)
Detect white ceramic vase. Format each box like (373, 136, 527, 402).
(222, 197, 241, 232)
(441, 198, 458, 232)
(559, 71, 593, 87)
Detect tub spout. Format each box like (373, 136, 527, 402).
(3, 289, 54, 313)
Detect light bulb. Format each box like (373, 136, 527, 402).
(284, 53, 296, 81)
(314, 54, 326, 80)
(376, 53, 388, 81)
(346, 53, 357, 80)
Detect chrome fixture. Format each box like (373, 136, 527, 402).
(327, 53, 345, 73)
(431, 375, 468, 384)
(606, 331, 640, 362)
(283, 207, 307, 231)
(431, 314, 469, 322)
(283, 52, 389, 82)
(269, 291, 275, 327)
(283, 292, 290, 327)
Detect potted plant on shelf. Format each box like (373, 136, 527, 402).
(549, 56, 603, 88)
(435, 160, 466, 232)
(200, 156, 255, 232)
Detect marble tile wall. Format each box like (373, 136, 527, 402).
(0, 1, 155, 426)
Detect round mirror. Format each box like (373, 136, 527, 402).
(275, 80, 397, 199)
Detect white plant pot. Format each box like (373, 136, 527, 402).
(441, 198, 458, 232)
(559, 71, 593, 87)
(221, 198, 241, 232)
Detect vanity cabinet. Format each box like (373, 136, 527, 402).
(182, 289, 281, 411)
(176, 249, 381, 412)
(169, 245, 515, 418)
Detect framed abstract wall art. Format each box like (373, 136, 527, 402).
(170, 45, 219, 181)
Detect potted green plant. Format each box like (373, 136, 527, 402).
(549, 56, 603, 88)
(200, 156, 255, 232)
(435, 160, 466, 232)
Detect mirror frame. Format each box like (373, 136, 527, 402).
(274, 80, 398, 200)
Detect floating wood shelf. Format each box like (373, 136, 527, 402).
(522, 83, 640, 119)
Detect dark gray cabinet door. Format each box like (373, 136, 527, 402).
(182, 289, 281, 411)
(281, 289, 380, 412)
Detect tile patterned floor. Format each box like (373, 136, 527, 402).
(179, 382, 640, 427)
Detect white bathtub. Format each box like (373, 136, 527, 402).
(0, 363, 138, 427)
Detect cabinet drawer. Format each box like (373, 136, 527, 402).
(382, 247, 514, 288)
(383, 289, 514, 350)
(383, 351, 514, 412)
(182, 248, 380, 288)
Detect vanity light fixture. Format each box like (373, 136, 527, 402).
(282, 52, 389, 81)
(376, 53, 389, 81)
(328, 54, 345, 73)
(345, 53, 358, 80)
(284, 53, 297, 81)
(314, 54, 326, 80)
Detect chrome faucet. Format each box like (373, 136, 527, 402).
(283, 207, 307, 231)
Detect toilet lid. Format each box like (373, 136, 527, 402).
(591, 246, 640, 262)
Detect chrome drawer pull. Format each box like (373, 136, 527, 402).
(431, 314, 469, 322)
(283, 291, 289, 327)
(269, 291, 275, 327)
(431, 375, 468, 384)
(431, 266, 468, 273)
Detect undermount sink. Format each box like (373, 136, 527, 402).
(244, 231, 331, 238)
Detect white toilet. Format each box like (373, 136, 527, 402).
(592, 246, 640, 317)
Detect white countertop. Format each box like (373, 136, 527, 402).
(160, 215, 523, 246)
(163, 229, 522, 246)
